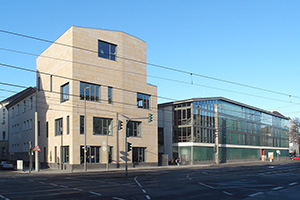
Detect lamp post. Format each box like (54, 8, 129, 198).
(84, 87, 90, 171)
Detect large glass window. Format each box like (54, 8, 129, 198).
(108, 87, 112, 104)
(127, 121, 141, 137)
(80, 146, 101, 163)
(137, 93, 150, 109)
(55, 118, 63, 136)
(2, 109, 5, 124)
(80, 115, 85, 135)
(98, 40, 116, 61)
(93, 117, 113, 135)
(61, 146, 69, 163)
(80, 82, 100, 102)
(61, 83, 69, 102)
(132, 147, 146, 163)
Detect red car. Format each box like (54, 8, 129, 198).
(291, 156, 300, 160)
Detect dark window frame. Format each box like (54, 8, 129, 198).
(55, 118, 63, 136)
(60, 82, 69, 103)
(137, 93, 150, 109)
(98, 40, 117, 61)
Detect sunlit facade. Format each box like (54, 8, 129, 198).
(158, 97, 289, 164)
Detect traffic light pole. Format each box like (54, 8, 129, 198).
(125, 127, 128, 176)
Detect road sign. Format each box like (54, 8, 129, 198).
(33, 145, 41, 152)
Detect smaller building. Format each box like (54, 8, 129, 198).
(0, 101, 9, 160)
(0, 87, 37, 162)
(158, 97, 290, 165)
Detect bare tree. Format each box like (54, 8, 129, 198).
(289, 118, 300, 155)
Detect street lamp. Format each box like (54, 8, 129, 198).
(84, 87, 90, 171)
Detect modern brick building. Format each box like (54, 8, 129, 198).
(36, 26, 158, 170)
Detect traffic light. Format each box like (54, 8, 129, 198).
(118, 120, 123, 130)
(127, 142, 132, 152)
(148, 113, 153, 123)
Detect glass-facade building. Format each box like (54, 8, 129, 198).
(159, 97, 289, 164)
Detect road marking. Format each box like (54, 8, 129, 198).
(60, 185, 69, 188)
(134, 177, 143, 188)
(146, 195, 151, 199)
(289, 182, 298, 186)
(199, 182, 214, 189)
(89, 191, 102, 196)
(113, 197, 126, 200)
(0, 194, 10, 200)
(248, 192, 264, 197)
(202, 172, 208, 175)
(222, 191, 232, 196)
(50, 183, 57, 186)
(272, 186, 283, 191)
(142, 189, 147, 193)
(73, 188, 83, 191)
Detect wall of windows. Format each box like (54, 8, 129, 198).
(80, 82, 100, 102)
(93, 117, 113, 135)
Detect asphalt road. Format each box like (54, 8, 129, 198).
(1, 162, 300, 200)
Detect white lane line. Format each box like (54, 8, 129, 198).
(248, 192, 264, 197)
(223, 191, 232, 196)
(0, 194, 10, 200)
(89, 191, 102, 196)
(199, 182, 214, 189)
(142, 189, 147, 193)
(146, 195, 151, 199)
(289, 182, 298, 186)
(202, 172, 208, 175)
(272, 186, 284, 191)
(50, 183, 57, 186)
(60, 185, 69, 188)
(73, 188, 83, 191)
(134, 177, 143, 188)
(113, 197, 126, 200)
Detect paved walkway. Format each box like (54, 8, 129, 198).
(15, 159, 294, 175)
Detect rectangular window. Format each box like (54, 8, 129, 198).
(93, 117, 113, 135)
(30, 97, 33, 109)
(108, 87, 112, 104)
(132, 147, 146, 163)
(50, 75, 52, 92)
(46, 121, 48, 138)
(109, 146, 113, 163)
(17, 104, 19, 116)
(127, 121, 141, 137)
(80, 146, 101, 163)
(98, 40, 116, 61)
(23, 121, 25, 131)
(80, 115, 85, 135)
(2, 109, 5, 124)
(23, 100, 26, 113)
(137, 93, 150, 109)
(29, 119, 32, 130)
(80, 82, 100, 102)
(61, 146, 69, 163)
(67, 116, 69, 135)
(55, 118, 63, 136)
(11, 108, 14, 118)
(26, 120, 29, 130)
(60, 83, 69, 102)
(38, 121, 40, 136)
(2, 131, 5, 140)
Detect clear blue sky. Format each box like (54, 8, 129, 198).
(1, 1, 300, 118)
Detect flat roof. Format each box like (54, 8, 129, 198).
(158, 97, 289, 120)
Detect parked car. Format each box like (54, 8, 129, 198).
(0, 161, 14, 170)
(291, 156, 300, 160)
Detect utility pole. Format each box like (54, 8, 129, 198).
(84, 87, 90, 171)
(215, 104, 219, 165)
(35, 92, 39, 171)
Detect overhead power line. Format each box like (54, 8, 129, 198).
(0, 29, 297, 100)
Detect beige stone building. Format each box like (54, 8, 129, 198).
(37, 26, 158, 170)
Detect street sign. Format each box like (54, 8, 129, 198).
(33, 145, 41, 152)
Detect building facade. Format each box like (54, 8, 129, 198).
(0, 101, 9, 160)
(0, 87, 37, 162)
(37, 26, 158, 170)
(158, 97, 289, 164)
